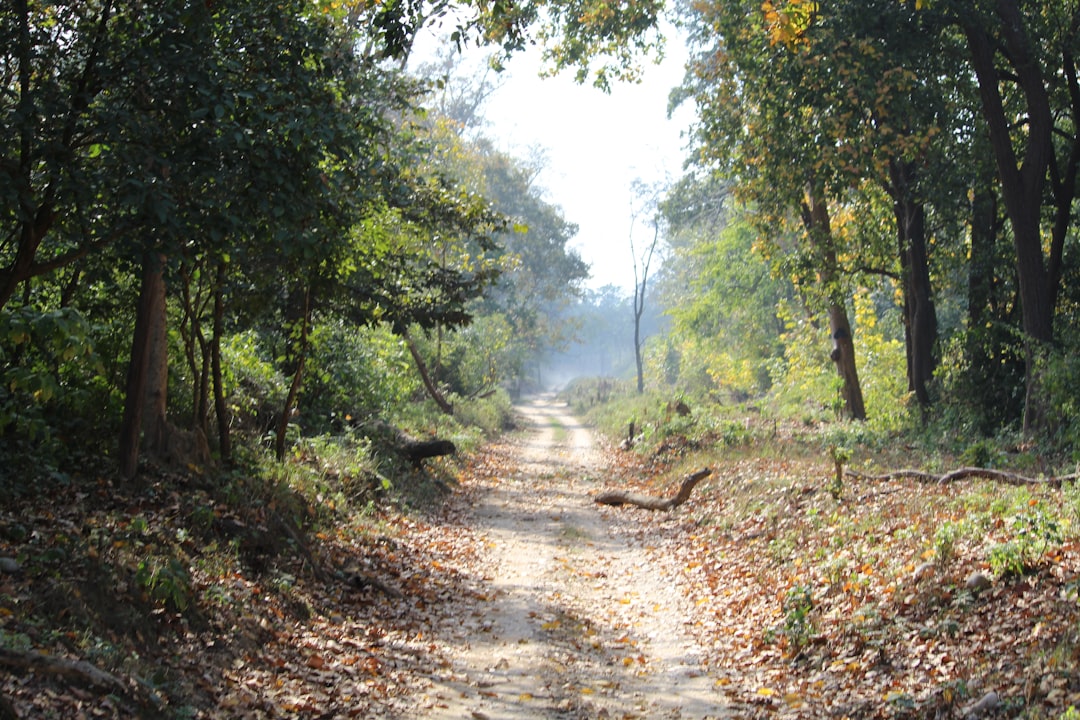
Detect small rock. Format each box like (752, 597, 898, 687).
(965, 571, 992, 592)
(0, 557, 19, 574)
(963, 690, 999, 717)
(911, 561, 934, 583)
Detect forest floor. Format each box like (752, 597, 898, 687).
(3, 395, 1080, 718)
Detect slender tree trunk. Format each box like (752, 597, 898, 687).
(633, 289, 645, 394)
(275, 287, 311, 462)
(827, 303, 866, 421)
(631, 219, 659, 395)
(403, 329, 454, 415)
(211, 261, 231, 462)
(178, 262, 211, 435)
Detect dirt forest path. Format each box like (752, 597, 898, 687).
(408, 394, 731, 719)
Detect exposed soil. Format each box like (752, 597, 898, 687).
(407, 394, 730, 719)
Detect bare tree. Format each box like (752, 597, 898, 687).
(629, 180, 665, 394)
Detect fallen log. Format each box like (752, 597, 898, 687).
(845, 466, 1078, 489)
(594, 468, 712, 511)
(366, 419, 456, 467)
(402, 438, 456, 466)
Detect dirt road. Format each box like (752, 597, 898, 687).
(409, 395, 730, 719)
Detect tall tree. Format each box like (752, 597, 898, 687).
(629, 181, 663, 394)
(948, 0, 1080, 433)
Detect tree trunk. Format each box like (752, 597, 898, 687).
(118, 252, 167, 478)
(211, 261, 231, 462)
(402, 329, 454, 415)
(595, 468, 712, 511)
(967, 161, 999, 330)
(889, 159, 937, 409)
(633, 296, 645, 394)
(804, 187, 866, 421)
(961, 2, 1056, 435)
(275, 287, 311, 462)
(827, 303, 866, 421)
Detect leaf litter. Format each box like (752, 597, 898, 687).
(3, 397, 1080, 718)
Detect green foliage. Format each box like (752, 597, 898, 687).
(450, 388, 515, 437)
(777, 585, 815, 653)
(303, 321, 418, 434)
(0, 305, 118, 484)
(827, 445, 850, 500)
(766, 299, 844, 420)
(0, 306, 103, 431)
(960, 439, 1004, 469)
(658, 209, 788, 400)
(220, 330, 288, 438)
(987, 502, 1063, 578)
(1042, 348, 1080, 460)
(935, 326, 1026, 437)
(135, 556, 192, 612)
(933, 520, 964, 568)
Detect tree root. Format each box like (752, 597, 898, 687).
(0, 647, 163, 715)
(845, 467, 1078, 488)
(594, 468, 712, 511)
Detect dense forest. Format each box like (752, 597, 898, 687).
(3, 0, 1080, 717)
(6, 0, 1080, 492)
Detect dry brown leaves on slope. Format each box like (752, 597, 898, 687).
(0, 470, 494, 719)
(599, 453, 1080, 718)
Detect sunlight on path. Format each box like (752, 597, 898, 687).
(410, 394, 730, 719)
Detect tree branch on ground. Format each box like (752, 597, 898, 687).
(594, 468, 712, 511)
(0, 648, 163, 715)
(845, 466, 1078, 488)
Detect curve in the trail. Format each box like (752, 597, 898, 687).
(412, 395, 730, 719)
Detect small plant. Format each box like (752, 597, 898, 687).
(987, 503, 1063, 577)
(933, 520, 964, 568)
(135, 556, 192, 612)
(779, 585, 815, 653)
(1063, 479, 1080, 536)
(961, 439, 1000, 468)
(827, 445, 850, 500)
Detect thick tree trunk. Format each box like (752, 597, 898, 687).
(889, 160, 937, 409)
(961, 2, 1056, 435)
(118, 252, 167, 478)
(119, 252, 210, 476)
(804, 188, 866, 421)
(967, 163, 999, 330)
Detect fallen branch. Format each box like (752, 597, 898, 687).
(594, 468, 712, 511)
(0, 647, 162, 714)
(366, 419, 456, 467)
(401, 438, 456, 466)
(845, 467, 1078, 489)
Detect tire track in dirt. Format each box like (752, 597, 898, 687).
(410, 395, 731, 719)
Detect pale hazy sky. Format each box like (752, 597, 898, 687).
(415, 31, 693, 292)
